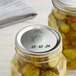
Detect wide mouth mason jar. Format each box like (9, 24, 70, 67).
(48, 0, 76, 69)
(11, 25, 66, 76)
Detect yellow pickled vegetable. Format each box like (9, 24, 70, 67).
(30, 58, 44, 67)
(48, 55, 60, 68)
(49, 14, 57, 24)
(11, 69, 21, 76)
(34, 63, 42, 68)
(58, 54, 65, 70)
(71, 23, 76, 30)
(63, 49, 76, 60)
(22, 64, 40, 76)
(13, 58, 19, 70)
(59, 55, 66, 76)
(41, 71, 58, 76)
(62, 58, 66, 76)
(60, 23, 70, 33)
(48, 20, 58, 30)
(53, 11, 66, 20)
(48, 14, 58, 30)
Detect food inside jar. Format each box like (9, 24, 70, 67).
(22, 64, 40, 76)
(58, 54, 66, 76)
(48, 54, 60, 68)
(48, 14, 58, 30)
(11, 53, 66, 76)
(59, 23, 70, 33)
(63, 49, 76, 60)
(48, 9, 76, 69)
(53, 9, 66, 20)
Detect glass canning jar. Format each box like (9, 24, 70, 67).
(11, 25, 66, 76)
(48, 0, 76, 69)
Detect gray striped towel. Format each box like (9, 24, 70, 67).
(0, 0, 37, 28)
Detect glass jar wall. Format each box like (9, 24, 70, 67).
(11, 25, 66, 76)
(11, 50, 66, 76)
(48, 0, 76, 69)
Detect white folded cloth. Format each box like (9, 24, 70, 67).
(0, 0, 37, 28)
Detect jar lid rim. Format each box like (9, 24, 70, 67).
(15, 24, 62, 55)
(52, 0, 76, 13)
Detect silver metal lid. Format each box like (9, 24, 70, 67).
(52, 0, 76, 13)
(16, 25, 62, 55)
(59, 0, 76, 8)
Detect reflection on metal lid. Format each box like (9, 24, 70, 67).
(16, 25, 62, 55)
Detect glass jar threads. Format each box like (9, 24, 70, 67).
(48, 0, 76, 69)
(11, 25, 66, 76)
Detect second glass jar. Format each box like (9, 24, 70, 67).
(48, 0, 76, 69)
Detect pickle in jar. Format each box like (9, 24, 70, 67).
(12, 58, 19, 70)
(53, 10, 66, 20)
(30, 57, 45, 68)
(48, 14, 58, 30)
(11, 66, 21, 76)
(48, 55, 60, 68)
(59, 55, 66, 76)
(22, 64, 40, 76)
(59, 23, 70, 33)
(49, 14, 57, 24)
(63, 49, 76, 60)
